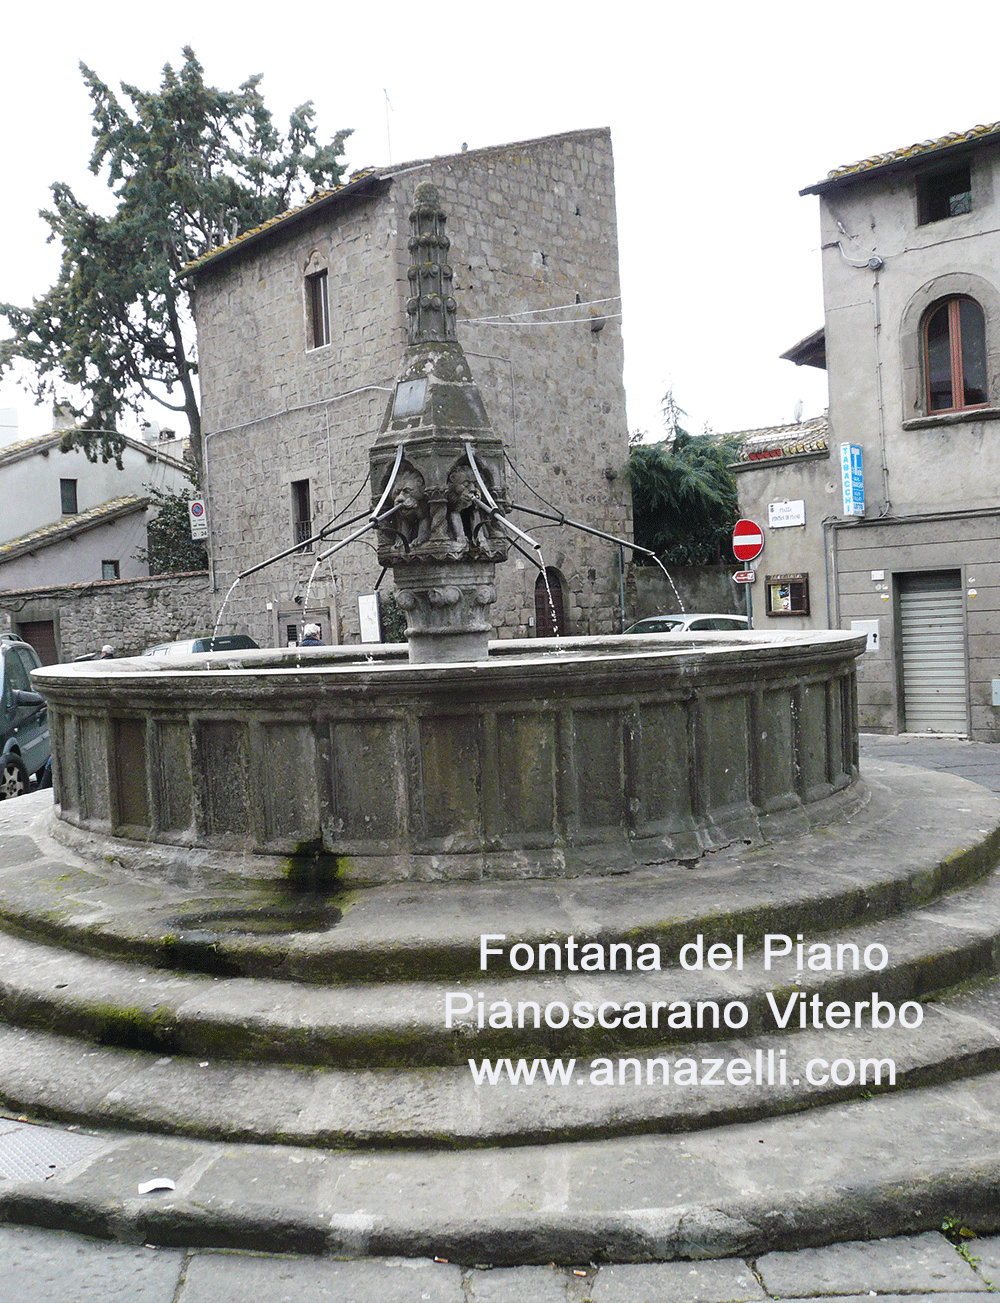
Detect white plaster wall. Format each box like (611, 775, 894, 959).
(1, 441, 189, 543)
(0, 509, 151, 588)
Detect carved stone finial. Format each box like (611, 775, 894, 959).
(406, 183, 457, 344)
(372, 184, 509, 661)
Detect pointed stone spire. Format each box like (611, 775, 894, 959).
(406, 183, 457, 345)
(370, 183, 510, 662)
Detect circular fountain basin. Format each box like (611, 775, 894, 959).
(34, 630, 867, 884)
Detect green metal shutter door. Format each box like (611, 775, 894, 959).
(899, 572, 967, 733)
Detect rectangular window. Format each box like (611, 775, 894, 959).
(60, 479, 78, 515)
(102, 560, 120, 581)
(766, 573, 810, 617)
(917, 165, 972, 224)
(292, 479, 312, 551)
(306, 270, 330, 349)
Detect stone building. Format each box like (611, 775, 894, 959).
(0, 571, 211, 663)
(735, 119, 1000, 741)
(186, 128, 631, 647)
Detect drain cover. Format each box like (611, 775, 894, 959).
(0, 1118, 108, 1182)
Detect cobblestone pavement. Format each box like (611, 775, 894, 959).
(5, 736, 1000, 1300)
(2, 1224, 999, 1301)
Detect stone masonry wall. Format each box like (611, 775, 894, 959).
(0, 572, 212, 661)
(632, 566, 744, 621)
(193, 130, 632, 646)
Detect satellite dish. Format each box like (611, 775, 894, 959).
(141, 420, 161, 444)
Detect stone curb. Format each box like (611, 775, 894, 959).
(3, 1068, 1000, 1264)
(3, 1134, 1000, 1265)
(8, 765, 1000, 986)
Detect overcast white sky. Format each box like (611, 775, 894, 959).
(3, 0, 1000, 446)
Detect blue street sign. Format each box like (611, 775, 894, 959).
(840, 443, 864, 516)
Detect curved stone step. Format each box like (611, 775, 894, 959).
(5, 765, 1000, 987)
(8, 1068, 1000, 1264)
(3, 856, 1000, 1069)
(1, 765, 999, 1149)
(1, 978, 999, 1148)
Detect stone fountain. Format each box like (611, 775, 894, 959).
(34, 184, 868, 886)
(368, 182, 510, 665)
(12, 186, 998, 1268)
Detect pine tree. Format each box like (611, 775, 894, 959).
(627, 392, 740, 565)
(1, 48, 350, 469)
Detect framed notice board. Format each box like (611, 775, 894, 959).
(766, 573, 810, 617)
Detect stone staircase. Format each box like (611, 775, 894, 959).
(1, 760, 1000, 1158)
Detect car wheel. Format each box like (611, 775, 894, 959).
(0, 755, 29, 800)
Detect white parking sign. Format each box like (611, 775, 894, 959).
(188, 498, 208, 539)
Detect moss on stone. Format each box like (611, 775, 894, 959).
(90, 1002, 177, 1053)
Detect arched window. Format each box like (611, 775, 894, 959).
(924, 296, 988, 412)
(534, 569, 565, 637)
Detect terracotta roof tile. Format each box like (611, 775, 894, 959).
(725, 416, 829, 463)
(803, 120, 1000, 193)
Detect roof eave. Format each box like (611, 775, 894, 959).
(0, 498, 149, 565)
(780, 327, 827, 370)
(801, 128, 1000, 197)
(183, 172, 391, 280)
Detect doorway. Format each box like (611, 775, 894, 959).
(534, 569, 566, 637)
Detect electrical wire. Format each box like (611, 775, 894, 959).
(462, 295, 621, 324)
(462, 313, 622, 328)
(503, 449, 567, 516)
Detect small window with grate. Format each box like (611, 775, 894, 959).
(917, 165, 972, 225)
(60, 479, 78, 515)
(292, 479, 312, 551)
(101, 560, 120, 581)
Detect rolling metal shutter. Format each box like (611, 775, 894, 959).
(898, 572, 967, 733)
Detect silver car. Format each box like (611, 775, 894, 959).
(142, 635, 259, 657)
(624, 614, 749, 634)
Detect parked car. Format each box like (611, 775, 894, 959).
(142, 635, 259, 657)
(624, 614, 749, 634)
(0, 636, 50, 798)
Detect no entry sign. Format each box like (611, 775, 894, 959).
(732, 518, 764, 563)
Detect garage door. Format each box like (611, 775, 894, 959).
(898, 571, 967, 733)
(16, 621, 58, 666)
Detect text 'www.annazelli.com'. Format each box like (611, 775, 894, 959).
(467, 1052, 896, 1088)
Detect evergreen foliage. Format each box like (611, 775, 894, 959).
(136, 482, 209, 576)
(379, 591, 409, 643)
(627, 394, 740, 565)
(0, 48, 350, 468)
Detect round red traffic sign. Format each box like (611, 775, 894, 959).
(732, 518, 764, 562)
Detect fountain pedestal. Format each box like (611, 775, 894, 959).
(393, 561, 498, 663)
